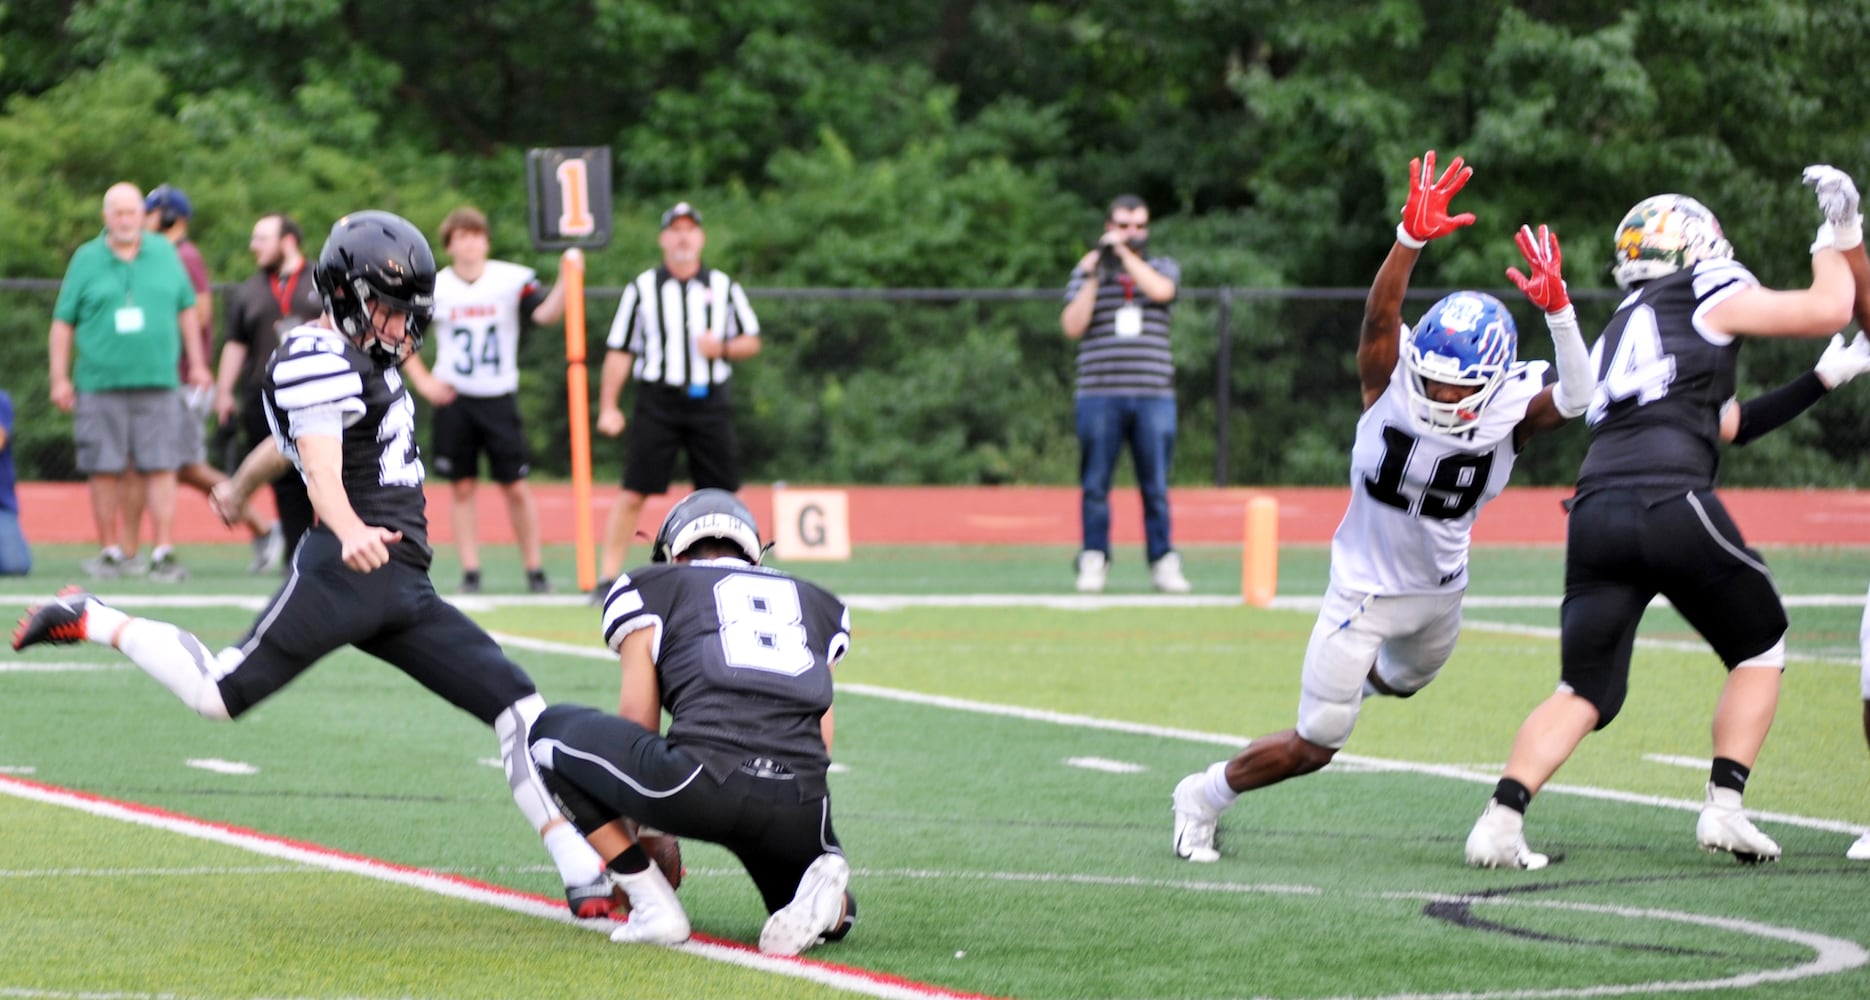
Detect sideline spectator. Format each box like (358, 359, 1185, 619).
(591, 202, 761, 599)
(48, 182, 210, 583)
(400, 207, 570, 594)
(0, 390, 32, 575)
(1060, 194, 1189, 594)
(143, 185, 283, 574)
(219, 212, 321, 566)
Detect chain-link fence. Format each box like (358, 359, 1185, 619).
(4, 280, 1865, 488)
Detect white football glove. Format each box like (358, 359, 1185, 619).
(1803, 164, 1863, 252)
(1814, 331, 1870, 389)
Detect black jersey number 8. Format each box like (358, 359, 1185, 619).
(712, 573, 814, 676)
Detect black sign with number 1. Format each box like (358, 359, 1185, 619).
(525, 147, 613, 250)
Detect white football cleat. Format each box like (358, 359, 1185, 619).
(1848, 832, 1870, 861)
(1696, 783, 1780, 864)
(607, 866, 690, 946)
(1171, 772, 1221, 863)
(1075, 551, 1108, 594)
(760, 853, 850, 956)
(1465, 800, 1549, 870)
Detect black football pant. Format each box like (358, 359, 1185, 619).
(215, 530, 537, 723)
(529, 703, 841, 912)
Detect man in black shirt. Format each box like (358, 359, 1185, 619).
(529, 489, 856, 954)
(218, 213, 322, 565)
(14, 211, 618, 919)
(1466, 167, 1870, 869)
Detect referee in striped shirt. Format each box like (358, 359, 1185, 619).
(592, 202, 762, 596)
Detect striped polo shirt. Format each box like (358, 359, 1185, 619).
(1064, 255, 1181, 397)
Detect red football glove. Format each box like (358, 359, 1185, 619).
(1506, 224, 1570, 313)
(1397, 150, 1476, 247)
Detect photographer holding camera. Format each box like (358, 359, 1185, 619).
(1060, 194, 1188, 594)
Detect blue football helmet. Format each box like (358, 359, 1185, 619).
(1403, 291, 1518, 435)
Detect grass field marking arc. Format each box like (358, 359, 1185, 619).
(0, 774, 997, 1000)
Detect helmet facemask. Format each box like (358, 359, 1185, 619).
(1402, 292, 1518, 435)
(343, 283, 431, 368)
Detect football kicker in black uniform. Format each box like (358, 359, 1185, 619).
(11, 210, 617, 919)
(527, 488, 857, 954)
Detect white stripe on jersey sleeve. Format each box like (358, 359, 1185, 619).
(271, 350, 355, 385)
(286, 400, 363, 440)
(274, 372, 365, 412)
(600, 572, 658, 652)
(1691, 259, 1757, 300)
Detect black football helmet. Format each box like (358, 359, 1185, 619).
(653, 489, 763, 564)
(313, 210, 436, 367)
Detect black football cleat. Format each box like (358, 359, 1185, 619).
(566, 875, 621, 920)
(13, 587, 94, 651)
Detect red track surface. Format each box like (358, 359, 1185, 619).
(20, 483, 1870, 547)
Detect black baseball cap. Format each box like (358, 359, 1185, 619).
(660, 201, 703, 229)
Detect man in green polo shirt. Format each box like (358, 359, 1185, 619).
(48, 181, 213, 583)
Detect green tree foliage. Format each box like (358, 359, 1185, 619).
(1, 1, 1868, 486)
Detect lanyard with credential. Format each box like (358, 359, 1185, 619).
(270, 267, 302, 318)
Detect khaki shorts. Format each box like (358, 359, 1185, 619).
(73, 389, 190, 474)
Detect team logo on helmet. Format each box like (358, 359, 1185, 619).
(1610, 194, 1733, 291)
(1403, 291, 1518, 435)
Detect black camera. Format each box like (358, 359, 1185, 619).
(1095, 238, 1145, 279)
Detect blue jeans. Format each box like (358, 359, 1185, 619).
(0, 508, 31, 575)
(1076, 394, 1176, 563)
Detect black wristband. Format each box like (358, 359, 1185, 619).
(1733, 370, 1827, 446)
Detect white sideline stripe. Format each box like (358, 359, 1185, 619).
(0, 864, 315, 877)
(488, 631, 1870, 837)
(1644, 753, 1713, 770)
(0, 766, 35, 775)
(0, 661, 125, 673)
(0, 777, 984, 1000)
(1064, 757, 1147, 774)
(184, 758, 258, 775)
(9, 591, 1863, 611)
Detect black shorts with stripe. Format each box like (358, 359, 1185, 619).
(1559, 488, 1787, 723)
(529, 703, 840, 913)
(215, 530, 537, 722)
(430, 392, 531, 483)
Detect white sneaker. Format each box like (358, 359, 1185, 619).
(1848, 832, 1870, 861)
(249, 524, 285, 575)
(1465, 800, 1549, 870)
(1696, 783, 1780, 864)
(607, 866, 690, 945)
(1171, 772, 1221, 862)
(1075, 551, 1108, 594)
(760, 853, 850, 956)
(1151, 552, 1192, 593)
